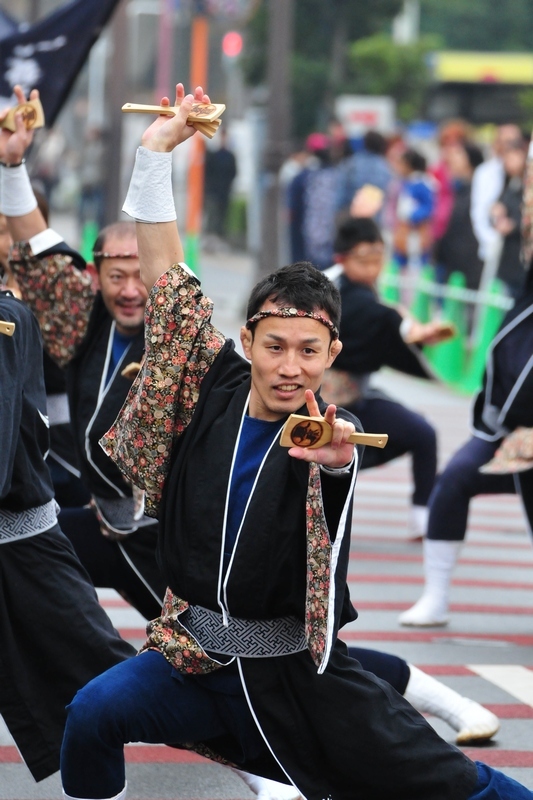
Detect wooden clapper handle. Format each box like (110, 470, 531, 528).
(121, 102, 225, 139)
(280, 414, 388, 450)
(0, 320, 15, 336)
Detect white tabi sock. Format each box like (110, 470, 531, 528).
(399, 539, 461, 626)
(404, 665, 500, 744)
(232, 768, 302, 799)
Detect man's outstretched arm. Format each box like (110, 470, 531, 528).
(0, 86, 94, 367)
(123, 83, 210, 290)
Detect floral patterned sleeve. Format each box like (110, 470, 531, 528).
(9, 242, 95, 367)
(101, 263, 226, 516)
(521, 134, 533, 269)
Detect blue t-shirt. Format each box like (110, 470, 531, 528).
(105, 329, 134, 386)
(224, 414, 284, 569)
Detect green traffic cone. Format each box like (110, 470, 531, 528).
(424, 271, 467, 385)
(410, 264, 435, 323)
(457, 279, 507, 395)
(378, 261, 400, 304)
(80, 220, 99, 263)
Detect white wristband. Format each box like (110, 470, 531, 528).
(399, 317, 414, 341)
(320, 452, 355, 476)
(122, 146, 176, 223)
(0, 162, 38, 217)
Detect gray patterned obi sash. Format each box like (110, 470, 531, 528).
(0, 499, 59, 543)
(180, 604, 307, 658)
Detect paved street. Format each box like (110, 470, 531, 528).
(2, 244, 533, 797)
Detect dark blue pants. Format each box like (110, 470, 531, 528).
(61, 650, 267, 798)
(427, 436, 533, 541)
(348, 396, 437, 505)
(61, 650, 533, 799)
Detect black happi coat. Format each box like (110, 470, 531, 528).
(158, 345, 477, 800)
(67, 294, 146, 500)
(0, 292, 133, 782)
(0, 292, 53, 512)
(160, 349, 356, 626)
(472, 290, 533, 441)
(332, 276, 432, 379)
(105, 264, 478, 800)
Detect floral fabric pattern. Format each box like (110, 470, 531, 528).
(101, 264, 225, 516)
(305, 462, 332, 667)
(141, 588, 223, 674)
(481, 426, 533, 474)
(9, 242, 95, 367)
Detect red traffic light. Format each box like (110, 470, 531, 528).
(222, 31, 243, 58)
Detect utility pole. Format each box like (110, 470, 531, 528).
(28, 0, 40, 24)
(104, 0, 128, 225)
(258, 0, 294, 279)
(184, 4, 209, 275)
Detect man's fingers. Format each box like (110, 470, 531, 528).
(304, 388, 320, 418)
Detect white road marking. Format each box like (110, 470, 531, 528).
(469, 665, 533, 707)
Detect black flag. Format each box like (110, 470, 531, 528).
(0, 0, 121, 127)
(0, 8, 19, 41)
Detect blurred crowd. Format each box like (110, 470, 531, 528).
(283, 118, 530, 300)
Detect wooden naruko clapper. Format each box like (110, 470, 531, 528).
(280, 414, 388, 450)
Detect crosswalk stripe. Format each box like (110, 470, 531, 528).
(468, 665, 533, 707)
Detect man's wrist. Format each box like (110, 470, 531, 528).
(0, 161, 38, 217)
(320, 453, 355, 476)
(122, 146, 176, 223)
(0, 158, 26, 168)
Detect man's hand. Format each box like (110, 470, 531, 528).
(0, 85, 36, 165)
(288, 389, 355, 469)
(141, 83, 210, 153)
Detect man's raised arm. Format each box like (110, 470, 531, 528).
(0, 86, 94, 367)
(122, 83, 210, 290)
(0, 86, 47, 241)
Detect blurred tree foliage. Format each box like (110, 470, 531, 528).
(242, 0, 403, 138)
(345, 33, 441, 122)
(420, 0, 533, 52)
(241, 0, 533, 138)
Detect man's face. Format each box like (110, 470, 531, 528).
(337, 241, 385, 287)
(240, 302, 342, 421)
(96, 234, 147, 335)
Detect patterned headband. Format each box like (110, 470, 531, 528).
(246, 307, 339, 339)
(93, 251, 139, 260)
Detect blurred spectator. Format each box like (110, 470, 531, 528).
(429, 120, 470, 252)
(434, 141, 485, 291)
(287, 130, 350, 270)
(382, 134, 407, 238)
(338, 130, 392, 218)
(393, 148, 435, 269)
(279, 139, 319, 264)
(204, 127, 237, 243)
(279, 138, 316, 189)
(287, 133, 328, 263)
(79, 126, 106, 231)
(32, 127, 66, 203)
(492, 134, 529, 299)
(471, 123, 523, 263)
